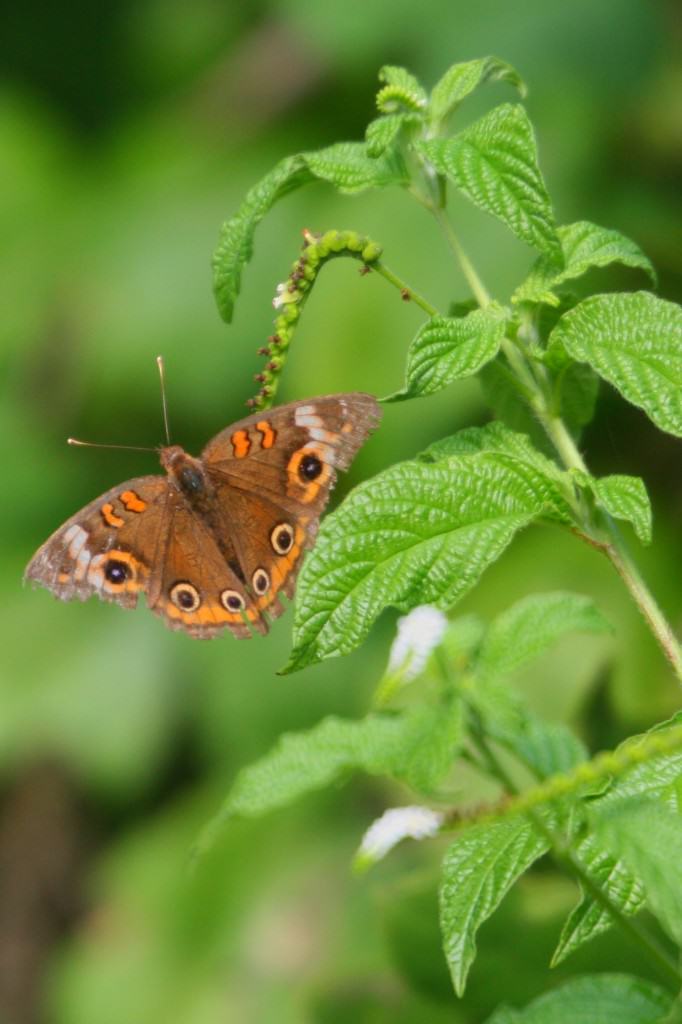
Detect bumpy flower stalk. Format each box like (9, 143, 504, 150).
(249, 229, 383, 411)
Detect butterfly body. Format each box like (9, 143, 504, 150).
(25, 393, 381, 638)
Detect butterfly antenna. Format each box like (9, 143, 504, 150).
(157, 355, 172, 445)
(67, 439, 157, 452)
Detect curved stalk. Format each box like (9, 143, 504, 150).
(372, 261, 440, 318)
(468, 724, 682, 992)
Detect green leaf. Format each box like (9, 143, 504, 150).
(502, 713, 588, 781)
(592, 799, 682, 946)
(212, 143, 407, 321)
(552, 833, 644, 966)
(562, 725, 682, 960)
(471, 681, 588, 783)
(376, 65, 428, 112)
(478, 591, 611, 681)
(478, 358, 552, 453)
(386, 307, 508, 401)
(513, 221, 656, 307)
(440, 815, 548, 995)
(429, 57, 525, 125)
(365, 112, 419, 157)
(556, 362, 600, 434)
(212, 155, 313, 322)
(304, 141, 408, 194)
(422, 421, 564, 484)
(597, 744, 682, 807)
(548, 291, 682, 437)
(418, 105, 561, 260)
(284, 452, 570, 672)
(485, 974, 671, 1024)
(402, 699, 465, 793)
(208, 704, 463, 825)
(580, 473, 652, 545)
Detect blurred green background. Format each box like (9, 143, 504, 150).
(2, 1, 682, 1020)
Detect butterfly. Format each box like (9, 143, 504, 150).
(25, 393, 381, 638)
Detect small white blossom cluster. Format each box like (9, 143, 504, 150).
(387, 605, 448, 683)
(356, 805, 444, 868)
(272, 282, 298, 309)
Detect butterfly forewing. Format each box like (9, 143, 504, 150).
(24, 476, 170, 607)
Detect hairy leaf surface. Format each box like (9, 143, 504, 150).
(376, 64, 428, 111)
(285, 452, 570, 671)
(513, 221, 656, 306)
(211, 704, 463, 823)
(213, 144, 406, 321)
(429, 57, 525, 125)
(552, 834, 644, 966)
(549, 292, 682, 437)
(418, 104, 560, 259)
(578, 472, 652, 545)
(387, 307, 508, 401)
(592, 799, 682, 946)
(485, 974, 671, 1024)
(440, 815, 548, 994)
(365, 112, 419, 156)
(303, 141, 408, 193)
(422, 421, 563, 483)
(478, 591, 611, 681)
(213, 155, 313, 322)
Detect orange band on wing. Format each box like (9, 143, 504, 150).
(256, 420, 276, 449)
(120, 490, 147, 513)
(264, 525, 306, 602)
(231, 429, 251, 458)
(101, 502, 124, 528)
(286, 447, 332, 504)
(165, 600, 257, 626)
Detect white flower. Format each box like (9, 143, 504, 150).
(272, 282, 293, 309)
(387, 605, 448, 682)
(270, 280, 296, 307)
(356, 806, 444, 867)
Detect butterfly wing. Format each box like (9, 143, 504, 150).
(25, 393, 381, 640)
(24, 476, 170, 608)
(145, 498, 265, 639)
(25, 472, 266, 638)
(200, 393, 381, 630)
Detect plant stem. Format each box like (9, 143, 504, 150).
(431, 206, 491, 308)
(469, 724, 682, 991)
(373, 261, 440, 318)
(605, 542, 682, 680)
(538, 393, 682, 681)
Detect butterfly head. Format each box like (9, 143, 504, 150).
(160, 445, 207, 498)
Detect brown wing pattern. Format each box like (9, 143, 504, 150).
(24, 476, 170, 609)
(26, 393, 381, 639)
(200, 393, 381, 632)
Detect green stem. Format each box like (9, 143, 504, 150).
(500, 337, 545, 406)
(373, 261, 440, 318)
(469, 724, 682, 991)
(605, 542, 682, 681)
(431, 206, 491, 308)
(537, 390, 682, 682)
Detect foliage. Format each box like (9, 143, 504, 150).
(206, 53, 682, 1019)
(7, 11, 681, 1021)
